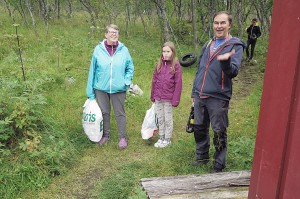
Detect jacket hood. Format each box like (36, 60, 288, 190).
(225, 37, 247, 48)
(99, 39, 124, 49)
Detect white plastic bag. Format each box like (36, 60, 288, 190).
(141, 104, 158, 139)
(82, 99, 103, 142)
(128, 84, 143, 96)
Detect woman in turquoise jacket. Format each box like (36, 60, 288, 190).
(86, 24, 134, 149)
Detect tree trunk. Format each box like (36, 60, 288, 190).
(14, 0, 28, 25)
(251, 0, 272, 34)
(191, 0, 197, 50)
(57, 0, 60, 19)
(79, 0, 96, 29)
(259, 0, 271, 32)
(38, 0, 50, 35)
(252, 1, 263, 32)
(142, 13, 149, 35)
(102, 0, 112, 24)
(25, 0, 38, 36)
(151, 0, 170, 43)
(3, 0, 13, 21)
(66, 0, 73, 17)
(208, 0, 216, 38)
(160, 0, 170, 42)
(236, 0, 243, 38)
(124, 0, 130, 37)
(171, 0, 182, 27)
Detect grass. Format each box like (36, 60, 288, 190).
(0, 8, 267, 198)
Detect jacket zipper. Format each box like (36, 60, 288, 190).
(110, 46, 114, 93)
(200, 44, 231, 96)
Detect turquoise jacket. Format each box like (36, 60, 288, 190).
(86, 40, 134, 100)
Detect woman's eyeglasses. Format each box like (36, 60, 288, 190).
(108, 31, 118, 35)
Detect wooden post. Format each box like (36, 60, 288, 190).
(248, 0, 300, 198)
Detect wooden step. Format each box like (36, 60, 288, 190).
(140, 170, 250, 199)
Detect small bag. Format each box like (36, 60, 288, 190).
(141, 104, 158, 139)
(82, 99, 103, 142)
(186, 103, 194, 133)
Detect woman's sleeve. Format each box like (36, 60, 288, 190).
(86, 54, 97, 100)
(124, 49, 134, 86)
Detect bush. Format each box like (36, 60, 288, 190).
(0, 77, 47, 152)
(0, 76, 78, 198)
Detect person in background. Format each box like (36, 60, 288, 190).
(190, 11, 246, 172)
(245, 18, 261, 62)
(151, 41, 182, 148)
(86, 24, 134, 149)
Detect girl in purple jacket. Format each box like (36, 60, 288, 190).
(150, 42, 182, 148)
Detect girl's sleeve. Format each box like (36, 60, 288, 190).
(172, 62, 182, 107)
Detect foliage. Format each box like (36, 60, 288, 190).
(0, 4, 268, 199)
(0, 75, 79, 198)
(0, 78, 45, 151)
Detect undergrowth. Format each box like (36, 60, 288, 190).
(0, 7, 267, 198)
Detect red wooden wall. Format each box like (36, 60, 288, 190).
(248, 0, 300, 198)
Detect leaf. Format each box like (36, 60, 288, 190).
(19, 142, 28, 151)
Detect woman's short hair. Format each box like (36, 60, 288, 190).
(106, 24, 119, 32)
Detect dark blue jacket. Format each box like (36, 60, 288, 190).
(192, 37, 246, 101)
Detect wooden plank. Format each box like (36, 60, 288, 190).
(140, 171, 250, 199)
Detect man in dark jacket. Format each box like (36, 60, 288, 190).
(246, 18, 261, 62)
(190, 11, 246, 173)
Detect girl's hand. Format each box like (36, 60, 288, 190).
(217, 49, 235, 61)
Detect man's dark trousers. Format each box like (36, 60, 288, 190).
(193, 97, 229, 170)
(246, 38, 257, 60)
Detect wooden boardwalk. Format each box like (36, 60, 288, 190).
(140, 171, 250, 199)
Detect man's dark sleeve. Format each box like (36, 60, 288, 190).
(246, 26, 251, 34)
(256, 26, 262, 38)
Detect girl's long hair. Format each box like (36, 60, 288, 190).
(156, 41, 178, 73)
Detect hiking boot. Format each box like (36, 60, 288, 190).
(119, 138, 128, 149)
(154, 139, 164, 148)
(159, 140, 171, 148)
(97, 136, 110, 145)
(211, 167, 223, 173)
(190, 159, 209, 166)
